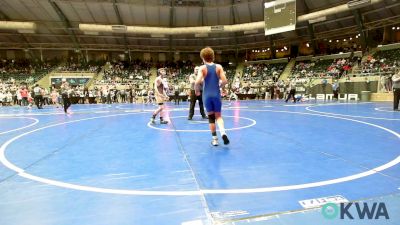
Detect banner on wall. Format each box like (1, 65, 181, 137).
(51, 77, 90, 86)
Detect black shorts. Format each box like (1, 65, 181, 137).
(158, 103, 164, 106)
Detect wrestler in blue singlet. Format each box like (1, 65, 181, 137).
(203, 64, 222, 113)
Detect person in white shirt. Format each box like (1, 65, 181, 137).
(16, 88, 22, 106)
(42, 88, 50, 106)
(61, 80, 71, 113)
(188, 66, 207, 120)
(228, 88, 238, 101)
(285, 79, 297, 103)
(379, 75, 386, 92)
(33, 84, 44, 109)
(141, 88, 148, 104)
(6, 91, 12, 104)
(392, 72, 400, 111)
(0, 91, 4, 105)
(147, 89, 154, 104)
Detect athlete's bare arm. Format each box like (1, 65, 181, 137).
(216, 64, 228, 87)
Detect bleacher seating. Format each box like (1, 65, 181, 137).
(157, 61, 194, 84)
(242, 63, 286, 83)
(56, 60, 103, 73)
(102, 60, 151, 82)
(361, 48, 400, 74)
(291, 58, 354, 79)
(95, 60, 152, 93)
(225, 67, 236, 80)
(0, 59, 57, 84)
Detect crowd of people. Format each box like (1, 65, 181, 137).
(226, 77, 311, 102)
(291, 58, 356, 79)
(0, 59, 56, 84)
(2, 46, 400, 107)
(360, 49, 400, 74)
(0, 80, 48, 107)
(56, 61, 102, 73)
(0, 80, 182, 108)
(242, 63, 284, 83)
(102, 60, 151, 81)
(95, 60, 152, 94)
(218, 63, 283, 99)
(158, 61, 194, 81)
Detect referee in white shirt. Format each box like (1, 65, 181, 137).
(392, 71, 400, 111)
(188, 66, 207, 120)
(33, 84, 43, 109)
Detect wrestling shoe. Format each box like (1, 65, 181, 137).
(222, 134, 230, 145)
(211, 137, 219, 146)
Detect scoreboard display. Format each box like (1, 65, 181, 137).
(264, 0, 296, 36)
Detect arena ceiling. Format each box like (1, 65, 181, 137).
(0, 0, 399, 52)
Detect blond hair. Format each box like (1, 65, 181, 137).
(200, 47, 214, 63)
